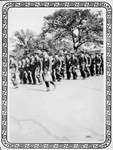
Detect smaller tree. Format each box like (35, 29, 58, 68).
(10, 29, 36, 56)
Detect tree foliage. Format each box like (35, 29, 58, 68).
(42, 9, 103, 51)
(9, 9, 103, 59)
(10, 29, 36, 56)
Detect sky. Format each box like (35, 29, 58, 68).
(8, 8, 104, 50)
(8, 8, 56, 37)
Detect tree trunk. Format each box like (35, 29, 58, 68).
(74, 46, 78, 51)
(72, 34, 77, 52)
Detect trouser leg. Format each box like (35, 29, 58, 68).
(56, 70, 62, 81)
(66, 67, 71, 79)
(11, 73, 18, 87)
(96, 65, 99, 75)
(51, 72, 56, 82)
(45, 81, 49, 87)
(67, 71, 71, 79)
(101, 64, 104, 75)
(19, 70, 23, 83)
(50, 81, 55, 86)
(32, 69, 36, 84)
(86, 67, 90, 77)
(72, 71, 77, 79)
(27, 70, 32, 84)
(60, 69, 65, 78)
(23, 71, 27, 84)
(35, 68, 42, 84)
(45, 81, 50, 91)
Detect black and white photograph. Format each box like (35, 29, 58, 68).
(0, 1, 112, 149)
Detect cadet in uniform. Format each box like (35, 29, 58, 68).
(30, 54, 36, 84)
(54, 54, 62, 82)
(70, 52, 78, 79)
(18, 59, 23, 84)
(42, 52, 56, 91)
(79, 52, 87, 79)
(9, 56, 18, 88)
(35, 53, 42, 84)
(65, 53, 71, 80)
(90, 53, 96, 76)
(85, 53, 91, 77)
(95, 53, 101, 75)
(22, 57, 27, 84)
(26, 56, 32, 84)
(100, 53, 104, 75)
(59, 54, 65, 79)
(51, 54, 56, 82)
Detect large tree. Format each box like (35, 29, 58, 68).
(42, 9, 103, 51)
(10, 29, 36, 56)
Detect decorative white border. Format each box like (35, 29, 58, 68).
(2, 1, 112, 149)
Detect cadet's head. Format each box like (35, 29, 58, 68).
(71, 52, 74, 55)
(10, 56, 14, 61)
(43, 51, 48, 58)
(66, 54, 70, 59)
(81, 51, 85, 57)
(101, 53, 104, 56)
(86, 53, 89, 57)
(10, 55, 15, 60)
(35, 53, 39, 57)
(55, 54, 58, 59)
(31, 55, 33, 58)
(71, 52, 75, 58)
(95, 53, 99, 56)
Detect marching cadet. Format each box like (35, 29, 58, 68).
(59, 54, 65, 79)
(90, 53, 96, 76)
(18, 59, 23, 84)
(70, 52, 78, 79)
(42, 51, 56, 91)
(95, 53, 102, 75)
(50, 54, 56, 82)
(79, 51, 87, 79)
(100, 53, 104, 75)
(65, 53, 71, 80)
(54, 54, 62, 82)
(85, 52, 91, 77)
(25, 56, 32, 84)
(34, 53, 42, 84)
(30, 54, 36, 84)
(9, 56, 18, 88)
(21, 57, 27, 84)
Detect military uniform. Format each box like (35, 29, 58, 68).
(60, 56, 65, 78)
(26, 57, 32, 84)
(9, 58, 18, 88)
(85, 54, 91, 77)
(42, 53, 56, 91)
(90, 55, 96, 76)
(30, 55, 36, 84)
(35, 54, 42, 84)
(70, 55, 78, 79)
(65, 55, 71, 79)
(51, 57, 56, 82)
(79, 53, 87, 79)
(95, 54, 101, 75)
(18, 60, 23, 83)
(54, 56, 62, 82)
(100, 54, 104, 75)
(21, 58, 27, 84)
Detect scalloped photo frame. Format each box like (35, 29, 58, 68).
(1, 1, 112, 149)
